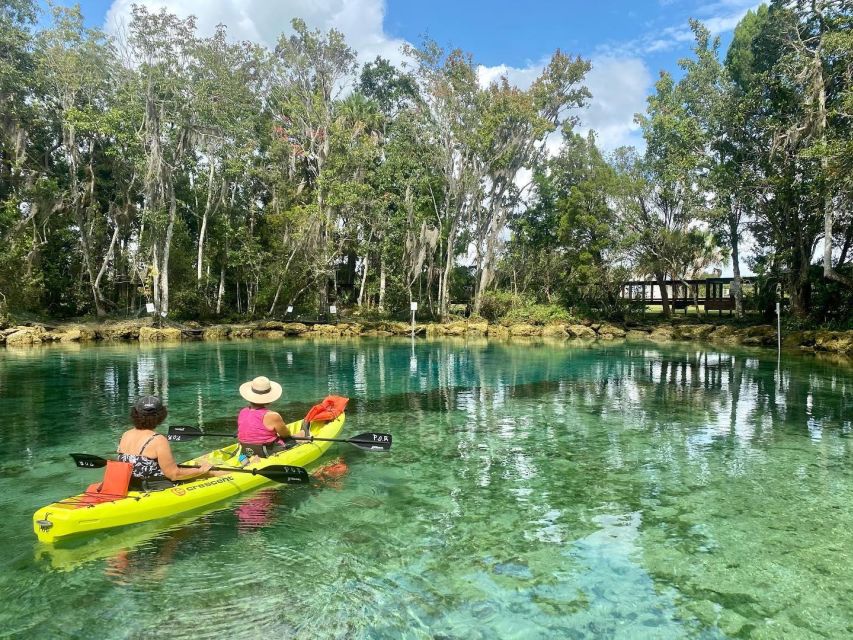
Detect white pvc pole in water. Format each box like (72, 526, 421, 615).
(776, 302, 781, 354)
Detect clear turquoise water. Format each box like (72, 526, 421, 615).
(0, 338, 852, 639)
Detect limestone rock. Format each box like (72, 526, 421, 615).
(311, 324, 343, 336)
(509, 323, 542, 337)
(5, 326, 46, 346)
(230, 326, 254, 339)
(707, 325, 739, 344)
(139, 327, 182, 342)
(203, 326, 231, 340)
(467, 319, 489, 335)
(339, 323, 363, 336)
(439, 321, 467, 336)
(258, 320, 284, 330)
(648, 325, 674, 342)
(542, 324, 568, 338)
(597, 323, 626, 339)
(674, 324, 715, 340)
(739, 324, 776, 347)
(783, 330, 815, 350)
(99, 321, 142, 341)
(254, 329, 285, 340)
(487, 325, 510, 339)
(626, 329, 651, 341)
(567, 324, 597, 339)
(281, 322, 308, 335)
(814, 330, 853, 354)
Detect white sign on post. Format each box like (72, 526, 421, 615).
(146, 303, 155, 314)
(286, 305, 293, 314)
(329, 305, 337, 315)
(410, 301, 418, 311)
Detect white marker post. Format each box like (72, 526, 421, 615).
(776, 301, 781, 355)
(410, 301, 418, 337)
(145, 302, 155, 314)
(329, 305, 337, 324)
(286, 305, 293, 316)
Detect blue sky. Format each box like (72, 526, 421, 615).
(48, 0, 760, 151)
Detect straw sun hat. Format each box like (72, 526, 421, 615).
(239, 376, 282, 404)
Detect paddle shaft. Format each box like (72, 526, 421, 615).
(168, 425, 391, 450)
(70, 453, 309, 483)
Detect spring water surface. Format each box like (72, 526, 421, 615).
(0, 338, 851, 639)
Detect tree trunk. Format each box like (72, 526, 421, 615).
(440, 223, 458, 321)
(823, 201, 853, 288)
(216, 264, 225, 315)
(357, 253, 369, 307)
(655, 272, 671, 317)
(729, 210, 744, 319)
(788, 259, 811, 318)
(197, 162, 216, 286)
(94, 217, 120, 311)
(158, 187, 177, 317)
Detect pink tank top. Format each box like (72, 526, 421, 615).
(237, 407, 278, 444)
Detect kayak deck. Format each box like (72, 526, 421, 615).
(33, 414, 345, 544)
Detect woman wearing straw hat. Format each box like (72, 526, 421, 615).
(237, 376, 309, 458)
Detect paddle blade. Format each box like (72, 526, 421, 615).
(167, 425, 204, 442)
(254, 465, 310, 484)
(71, 453, 108, 469)
(349, 432, 392, 451)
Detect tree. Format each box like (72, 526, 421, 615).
(470, 51, 591, 315)
(122, 6, 201, 319)
(36, 5, 115, 315)
(629, 68, 712, 316)
(405, 41, 482, 320)
(272, 18, 356, 314)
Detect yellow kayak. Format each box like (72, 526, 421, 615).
(33, 413, 345, 544)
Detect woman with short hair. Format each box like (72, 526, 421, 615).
(117, 396, 214, 491)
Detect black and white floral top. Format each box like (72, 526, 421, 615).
(117, 433, 166, 479)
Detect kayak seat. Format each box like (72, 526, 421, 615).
(76, 460, 132, 508)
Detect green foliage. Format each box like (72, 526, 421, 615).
(0, 2, 851, 328)
(479, 291, 574, 325)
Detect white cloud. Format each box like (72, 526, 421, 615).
(104, 0, 408, 66)
(582, 56, 652, 150)
(477, 55, 652, 153)
(477, 60, 544, 90)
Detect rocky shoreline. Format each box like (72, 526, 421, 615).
(0, 318, 850, 357)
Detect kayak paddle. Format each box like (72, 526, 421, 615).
(69, 453, 310, 484)
(167, 425, 392, 451)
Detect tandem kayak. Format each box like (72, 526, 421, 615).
(32, 413, 345, 544)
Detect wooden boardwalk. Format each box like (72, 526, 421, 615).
(620, 277, 757, 314)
